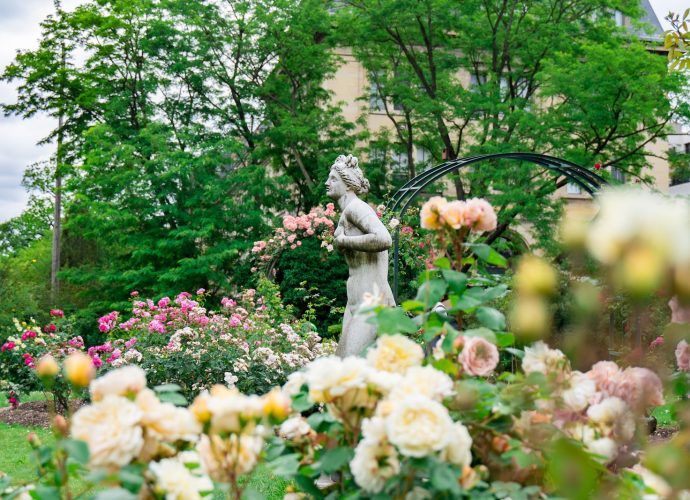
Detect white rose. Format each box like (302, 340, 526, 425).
(350, 439, 400, 493)
(279, 416, 312, 441)
(366, 335, 424, 374)
(522, 341, 567, 375)
(71, 395, 144, 469)
(388, 366, 453, 402)
(206, 388, 263, 434)
(136, 389, 201, 442)
(560, 371, 597, 412)
(198, 433, 263, 479)
(89, 365, 147, 401)
(439, 423, 472, 468)
(304, 356, 369, 403)
(385, 396, 453, 457)
(224, 371, 239, 388)
(587, 396, 635, 442)
(586, 437, 618, 464)
(149, 456, 213, 500)
(389, 218, 400, 229)
(283, 371, 306, 396)
(361, 416, 388, 443)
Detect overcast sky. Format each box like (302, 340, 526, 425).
(0, 0, 686, 223)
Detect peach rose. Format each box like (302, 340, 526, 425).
(420, 197, 448, 230)
(464, 198, 497, 232)
(439, 200, 466, 229)
(458, 336, 499, 376)
(676, 340, 690, 372)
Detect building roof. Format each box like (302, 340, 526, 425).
(632, 0, 665, 41)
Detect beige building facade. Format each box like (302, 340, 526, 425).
(323, 1, 675, 215)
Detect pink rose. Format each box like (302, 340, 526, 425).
(459, 336, 499, 376)
(49, 309, 64, 317)
(464, 198, 497, 232)
(613, 367, 664, 409)
(676, 340, 690, 372)
(650, 336, 665, 348)
(586, 360, 621, 393)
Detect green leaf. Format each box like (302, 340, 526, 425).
(371, 307, 417, 334)
(31, 486, 60, 500)
(442, 270, 468, 295)
(118, 466, 144, 494)
(450, 294, 482, 312)
(153, 383, 183, 392)
(434, 257, 451, 269)
(462, 327, 497, 344)
(432, 358, 459, 376)
(94, 489, 138, 500)
(476, 307, 506, 330)
(469, 243, 508, 267)
(62, 438, 89, 465)
(268, 453, 301, 478)
(291, 390, 314, 412)
(496, 331, 515, 348)
(401, 300, 425, 312)
(431, 463, 461, 494)
(319, 447, 354, 474)
(415, 279, 447, 307)
(294, 474, 325, 499)
(241, 487, 264, 500)
(157, 391, 187, 406)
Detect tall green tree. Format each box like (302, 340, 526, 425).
(337, 0, 689, 247)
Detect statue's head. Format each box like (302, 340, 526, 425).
(325, 154, 370, 200)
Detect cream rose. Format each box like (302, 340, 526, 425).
(587, 397, 635, 442)
(388, 366, 453, 402)
(439, 423, 472, 468)
(385, 396, 453, 457)
(278, 416, 312, 441)
(560, 371, 597, 412)
(90, 365, 147, 401)
(136, 389, 201, 442)
(70, 395, 144, 469)
(198, 433, 263, 479)
(149, 455, 213, 500)
(304, 356, 370, 404)
(459, 337, 499, 376)
(350, 439, 400, 493)
(522, 341, 567, 375)
(366, 335, 423, 374)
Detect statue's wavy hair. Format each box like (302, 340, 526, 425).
(331, 154, 370, 195)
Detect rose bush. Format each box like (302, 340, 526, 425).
(7, 188, 690, 499)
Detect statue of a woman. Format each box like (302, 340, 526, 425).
(325, 154, 395, 357)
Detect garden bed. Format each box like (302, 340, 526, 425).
(0, 400, 83, 427)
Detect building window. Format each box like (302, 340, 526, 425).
(369, 72, 385, 112)
(611, 167, 625, 183)
(469, 73, 487, 90)
(415, 147, 432, 171)
(613, 10, 624, 27)
(684, 142, 690, 154)
(567, 182, 581, 195)
(391, 149, 409, 178)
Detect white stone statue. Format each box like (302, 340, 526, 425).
(325, 154, 395, 357)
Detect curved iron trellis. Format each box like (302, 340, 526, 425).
(387, 152, 608, 300)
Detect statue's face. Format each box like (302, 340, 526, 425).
(325, 168, 348, 199)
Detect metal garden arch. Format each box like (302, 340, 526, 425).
(386, 152, 609, 300)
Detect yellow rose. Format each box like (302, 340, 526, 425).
(513, 255, 558, 297)
(64, 352, 95, 388)
(509, 297, 551, 342)
(420, 196, 448, 230)
(439, 200, 466, 229)
(366, 334, 423, 374)
(36, 354, 59, 378)
(262, 388, 291, 421)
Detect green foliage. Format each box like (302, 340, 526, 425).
(274, 238, 348, 334)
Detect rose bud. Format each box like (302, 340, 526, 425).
(64, 352, 96, 388)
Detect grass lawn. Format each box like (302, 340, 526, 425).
(0, 423, 287, 498)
